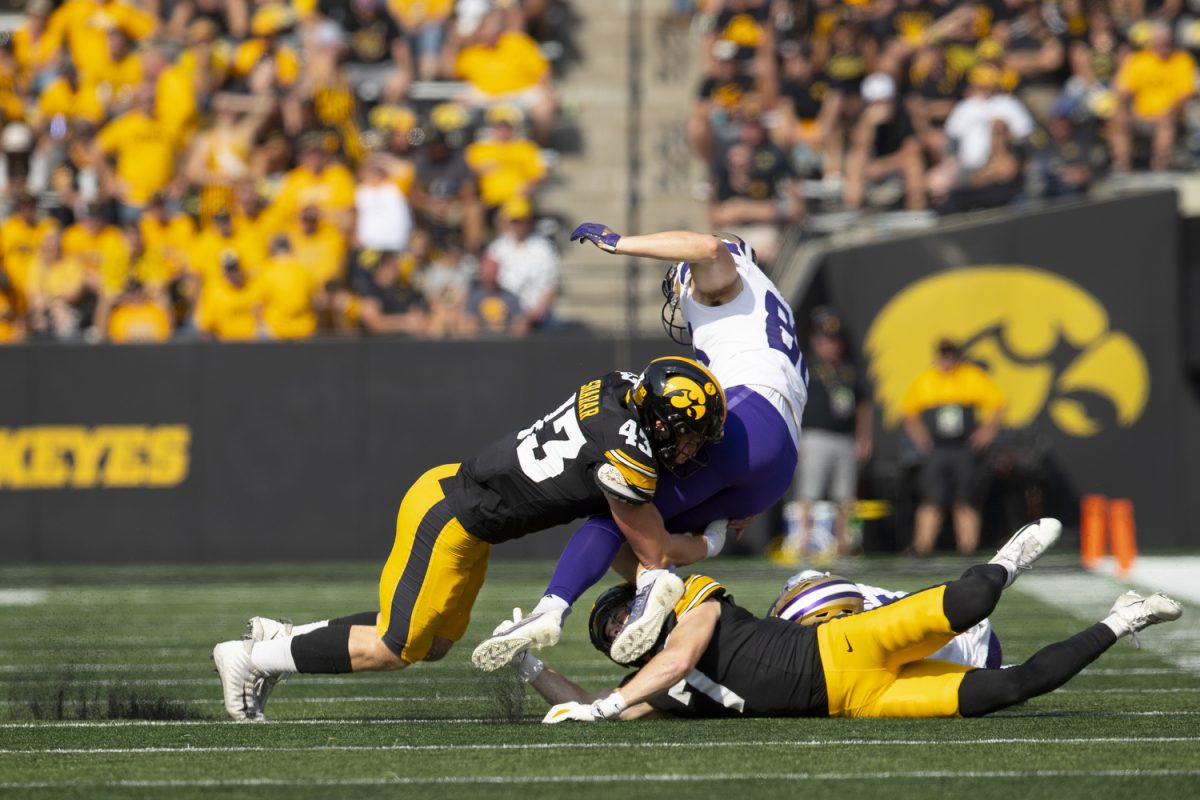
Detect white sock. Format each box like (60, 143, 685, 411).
(292, 620, 330, 635)
(532, 594, 569, 617)
(636, 567, 672, 592)
(1102, 613, 1131, 638)
(250, 637, 298, 674)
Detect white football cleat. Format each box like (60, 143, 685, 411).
(241, 617, 295, 718)
(244, 616, 293, 642)
(989, 518, 1062, 587)
(471, 608, 564, 672)
(1109, 590, 1183, 646)
(610, 573, 684, 666)
(212, 639, 263, 722)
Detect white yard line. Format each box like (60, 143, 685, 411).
(0, 590, 46, 606)
(1, 770, 1199, 789)
(2, 736, 1199, 756)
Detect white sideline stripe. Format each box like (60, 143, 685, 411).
(5, 709, 1200, 729)
(4, 736, 1200, 756)
(0, 590, 46, 606)
(0, 662, 621, 673)
(17, 686, 1200, 706)
(2, 770, 1199, 788)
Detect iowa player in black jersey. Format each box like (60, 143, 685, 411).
(513, 520, 1181, 722)
(210, 356, 726, 721)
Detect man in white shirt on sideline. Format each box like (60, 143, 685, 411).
(485, 195, 560, 329)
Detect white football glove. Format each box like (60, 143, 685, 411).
(492, 607, 524, 636)
(541, 692, 625, 724)
(542, 701, 603, 724)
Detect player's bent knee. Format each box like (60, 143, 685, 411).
(423, 638, 454, 662)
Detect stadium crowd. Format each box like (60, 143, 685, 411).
(0, 0, 566, 343)
(692, 0, 1200, 260)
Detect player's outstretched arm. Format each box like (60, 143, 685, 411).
(614, 600, 719, 707)
(570, 224, 740, 304)
(541, 600, 719, 723)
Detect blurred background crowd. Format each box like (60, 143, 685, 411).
(693, 0, 1200, 260)
(0, 0, 569, 343)
(0, 0, 1196, 344)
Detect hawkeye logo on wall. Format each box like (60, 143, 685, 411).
(865, 267, 1149, 437)
(0, 425, 191, 489)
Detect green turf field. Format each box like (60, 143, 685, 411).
(1, 557, 1197, 799)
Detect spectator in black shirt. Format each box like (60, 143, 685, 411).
(689, 38, 759, 165)
(843, 73, 927, 211)
(353, 250, 427, 336)
(906, 44, 963, 163)
(709, 116, 804, 264)
(776, 39, 840, 179)
(411, 126, 485, 254)
(460, 252, 528, 337)
(322, 0, 413, 103)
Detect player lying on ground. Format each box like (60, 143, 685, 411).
(498, 519, 1183, 720)
(772, 570, 1001, 669)
(211, 356, 726, 721)
(473, 227, 809, 670)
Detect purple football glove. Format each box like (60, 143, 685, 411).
(569, 223, 621, 253)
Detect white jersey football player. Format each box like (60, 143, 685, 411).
(471, 226, 811, 673)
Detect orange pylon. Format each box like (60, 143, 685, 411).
(1109, 498, 1138, 577)
(1080, 494, 1108, 570)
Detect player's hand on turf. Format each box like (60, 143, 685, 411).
(569, 223, 621, 253)
(542, 701, 603, 723)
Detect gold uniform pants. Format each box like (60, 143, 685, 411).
(377, 464, 491, 663)
(817, 585, 972, 718)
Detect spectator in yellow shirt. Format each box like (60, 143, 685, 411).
(94, 84, 179, 219)
(901, 338, 1006, 557)
(0, 270, 25, 344)
(189, 209, 267, 289)
(43, 0, 156, 84)
(36, 64, 106, 130)
(61, 204, 129, 297)
(288, 206, 346, 287)
(1, 193, 58, 304)
(256, 235, 318, 339)
(139, 195, 196, 279)
(390, 0, 452, 79)
(1111, 22, 1197, 171)
(12, 0, 58, 81)
(195, 254, 261, 341)
(465, 105, 546, 211)
(267, 131, 356, 232)
(25, 230, 92, 340)
(183, 93, 270, 222)
(103, 279, 173, 343)
(449, 8, 556, 142)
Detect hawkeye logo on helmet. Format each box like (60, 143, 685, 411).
(662, 377, 718, 421)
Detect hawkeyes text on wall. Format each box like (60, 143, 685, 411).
(865, 267, 1149, 437)
(0, 425, 191, 489)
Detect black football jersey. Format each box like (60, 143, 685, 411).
(635, 575, 829, 718)
(446, 371, 659, 544)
